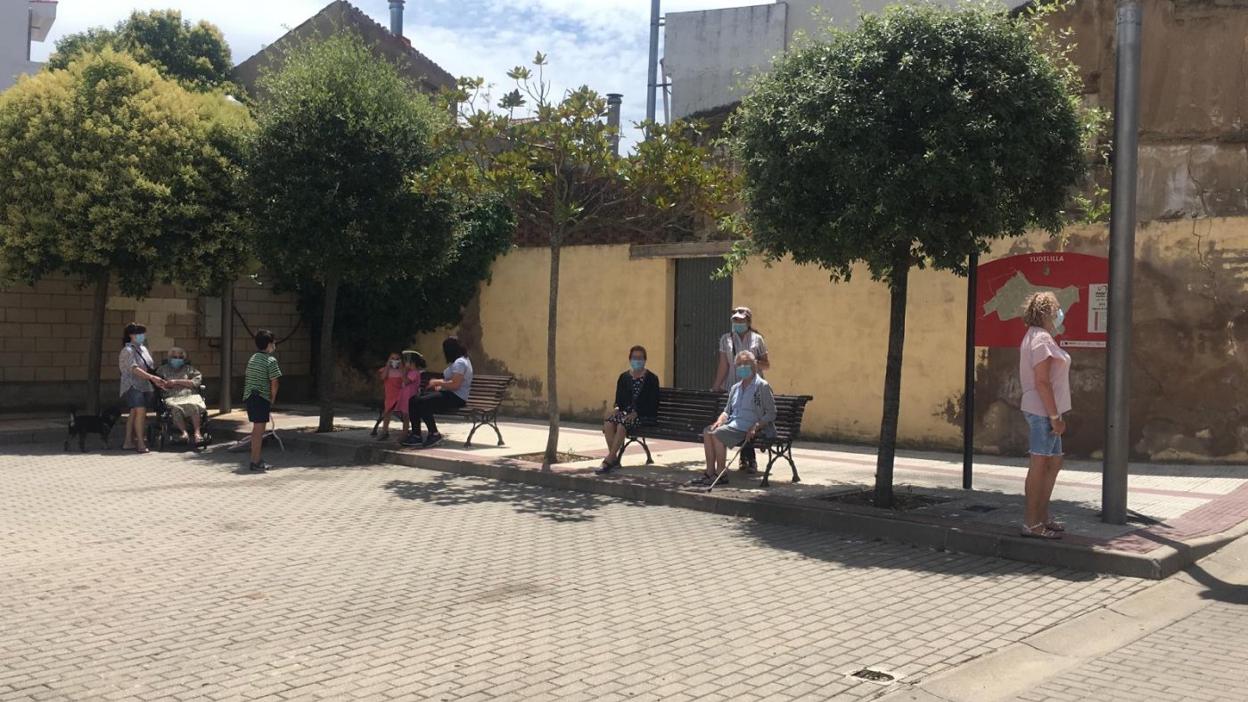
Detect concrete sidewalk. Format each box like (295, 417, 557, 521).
(8, 405, 1248, 578)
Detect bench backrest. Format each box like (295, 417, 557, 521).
(466, 374, 514, 411)
(653, 388, 813, 439)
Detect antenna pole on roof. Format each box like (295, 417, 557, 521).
(389, 0, 405, 37)
(645, 0, 661, 133)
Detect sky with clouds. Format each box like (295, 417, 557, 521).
(31, 0, 768, 148)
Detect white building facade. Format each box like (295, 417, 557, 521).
(662, 0, 1022, 120)
(1, 0, 57, 92)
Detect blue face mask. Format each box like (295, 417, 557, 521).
(736, 365, 753, 380)
(630, 359, 645, 372)
(732, 322, 748, 335)
(1055, 308, 1066, 329)
(133, 333, 146, 345)
(168, 358, 185, 369)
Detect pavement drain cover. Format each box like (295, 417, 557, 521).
(850, 668, 896, 684)
(963, 504, 998, 513)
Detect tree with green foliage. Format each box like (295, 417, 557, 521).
(441, 54, 736, 468)
(247, 30, 460, 432)
(0, 49, 252, 411)
(730, 3, 1088, 506)
(298, 194, 514, 371)
(47, 9, 233, 92)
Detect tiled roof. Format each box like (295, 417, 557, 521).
(233, 0, 456, 96)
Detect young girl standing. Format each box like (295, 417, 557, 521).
(377, 352, 405, 440)
(393, 351, 427, 440)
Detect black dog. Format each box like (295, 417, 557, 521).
(65, 406, 122, 452)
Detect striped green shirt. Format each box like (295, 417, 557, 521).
(243, 352, 282, 402)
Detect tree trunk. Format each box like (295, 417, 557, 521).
(874, 258, 911, 508)
(220, 282, 234, 414)
(543, 240, 562, 470)
(86, 271, 109, 414)
(317, 274, 340, 433)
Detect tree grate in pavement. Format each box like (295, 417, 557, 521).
(850, 668, 897, 684)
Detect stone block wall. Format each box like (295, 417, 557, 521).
(0, 275, 312, 411)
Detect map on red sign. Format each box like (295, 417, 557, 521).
(974, 252, 1109, 348)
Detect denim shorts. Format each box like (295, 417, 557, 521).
(122, 388, 151, 410)
(1024, 412, 1063, 457)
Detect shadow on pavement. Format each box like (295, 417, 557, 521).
(1141, 530, 1248, 605)
(382, 473, 643, 523)
(726, 493, 1104, 581)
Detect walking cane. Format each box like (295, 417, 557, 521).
(702, 445, 745, 493)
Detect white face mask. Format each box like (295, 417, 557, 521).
(389, 360, 401, 368)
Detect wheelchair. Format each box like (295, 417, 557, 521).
(146, 385, 212, 451)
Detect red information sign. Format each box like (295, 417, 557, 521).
(974, 252, 1109, 348)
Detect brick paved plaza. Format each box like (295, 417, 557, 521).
(1015, 599, 1248, 702)
(0, 445, 1235, 701)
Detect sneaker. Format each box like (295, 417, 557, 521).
(422, 433, 445, 449)
(401, 433, 424, 447)
(248, 461, 269, 473)
(595, 461, 618, 475)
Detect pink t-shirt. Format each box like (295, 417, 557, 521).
(1019, 326, 1072, 416)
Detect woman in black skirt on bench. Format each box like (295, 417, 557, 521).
(403, 337, 473, 449)
(597, 345, 660, 474)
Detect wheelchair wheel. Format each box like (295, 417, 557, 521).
(159, 422, 169, 451)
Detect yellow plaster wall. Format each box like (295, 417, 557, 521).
(415, 245, 674, 420)
(733, 260, 968, 446)
(428, 244, 972, 446)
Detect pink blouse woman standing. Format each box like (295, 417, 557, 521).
(1018, 291, 1072, 540)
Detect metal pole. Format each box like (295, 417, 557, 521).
(389, 0, 405, 37)
(220, 283, 234, 414)
(963, 252, 978, 490)
(1103, 0, 1142, 525)
(606, 93, 622, 156)
(645, 0, 661, 126)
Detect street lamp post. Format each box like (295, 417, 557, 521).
(1103, 0, 1142, 525)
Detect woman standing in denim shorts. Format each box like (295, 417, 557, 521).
(118, 322, 166, 454)
(1018, 292, 1071, 539)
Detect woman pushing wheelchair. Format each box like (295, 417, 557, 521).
(694, 350, 776, 487)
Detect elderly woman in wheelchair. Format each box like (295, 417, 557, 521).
(155, 346, 208, 448)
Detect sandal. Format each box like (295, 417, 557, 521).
(1020, 523, 1062, 540)
(1045, 519, 1066, 532)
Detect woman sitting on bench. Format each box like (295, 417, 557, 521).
(597, 345, 660, 474)
(696, 350, 776, 486)
(402, 337, 473, 449)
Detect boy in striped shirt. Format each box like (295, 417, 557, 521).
(243, 329, 282, 473)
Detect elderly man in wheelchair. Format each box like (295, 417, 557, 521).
(153, 346, 210, 450)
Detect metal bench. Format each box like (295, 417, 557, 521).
(618, 387, 813, 487)
(433, 373, 514, 446)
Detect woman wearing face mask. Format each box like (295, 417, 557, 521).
(696, 351, 776, 486)
(157, 347, 206, 447)
(1018, 291, 1072, 539)
(118, 322, 166, 453)
(712, 306, 770, 473)
(597, 345, 660, 474)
